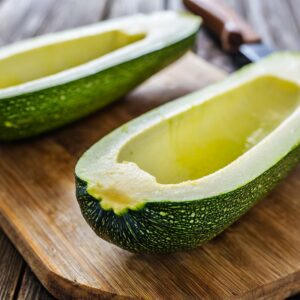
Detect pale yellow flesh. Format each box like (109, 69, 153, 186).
(0, 30, 145, 88)
(118, 76, 300, 184)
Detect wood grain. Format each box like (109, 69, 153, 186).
(1, 52, 300, 299)
(0, 231, 25, 300)
(109, 0, 165, 18)
(17, 267, 55, 300)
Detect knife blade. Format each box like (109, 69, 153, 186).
(183, 0, 275, 66)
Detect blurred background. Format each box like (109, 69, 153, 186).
(0, 0, 299, 299)
(0, 0, 299, 72)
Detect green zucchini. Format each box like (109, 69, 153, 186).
(76, 52, 300, 253)
(0, 12, 200, 140)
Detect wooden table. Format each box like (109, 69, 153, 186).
(0, 0, 299, 299)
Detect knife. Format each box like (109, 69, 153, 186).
(183, 0, 275, 66)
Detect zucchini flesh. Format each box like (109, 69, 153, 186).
(118, 76, 300, 184)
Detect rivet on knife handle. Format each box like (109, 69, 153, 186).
(183, 0, 261, 52)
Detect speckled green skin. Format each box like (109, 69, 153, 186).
(0, 35, 195, 141)
(76, 145, 300, 253)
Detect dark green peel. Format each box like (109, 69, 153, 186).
(76, 144, 300, 253)
(0, 35, 196, 141)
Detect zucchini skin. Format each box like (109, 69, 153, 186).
(76, 144, 300, 253)
(0, 34, 196, 141)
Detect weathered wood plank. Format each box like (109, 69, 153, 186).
(17, 267, 55, 300)
(0, 0, 109, 46)
(241, 0, 300, 50)
(32, 0, 109, 35)
(224, 0, 246, 16)
(0, 230, 25, 300)
(287, 0, 300, 37)
(109, 0, 165, 17)
(166, 0, 184, 10)
(224, 0, 300, 50)
(0, 0, 43, 45)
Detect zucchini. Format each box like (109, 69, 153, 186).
(76, 52, 300, 253)
(0, 12, 200, 140)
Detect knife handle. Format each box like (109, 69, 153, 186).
(183, 0, 261, 52)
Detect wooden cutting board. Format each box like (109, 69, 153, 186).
(1, 53, 300, 300)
